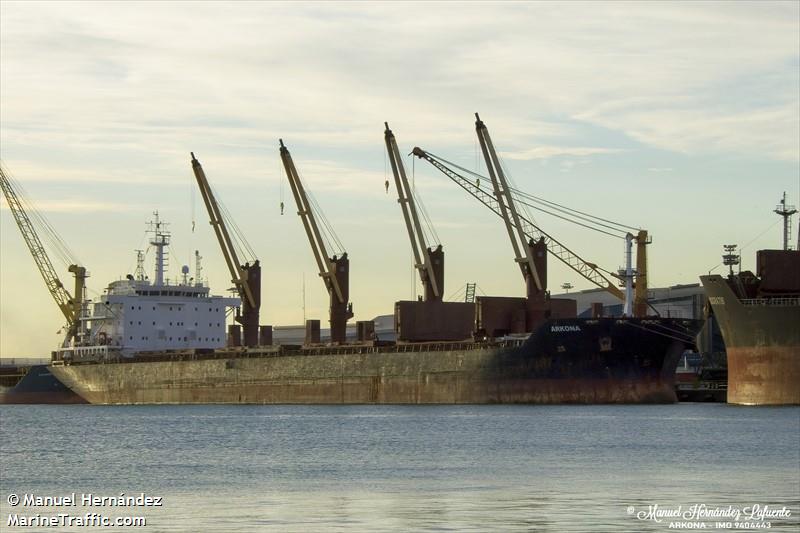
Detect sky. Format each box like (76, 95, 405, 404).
(1, 1, 798, 358)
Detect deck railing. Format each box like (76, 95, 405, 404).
(740, 296, 800, 307)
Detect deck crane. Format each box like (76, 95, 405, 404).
(0, 164, 87, 346)
(190, 153, 261, 347)
(412, 114, 627, 313)
(473, 113, 546, 301)
(384, 123, 444, 302)
(279, 140, 353, 344)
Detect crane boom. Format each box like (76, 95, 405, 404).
(411, 147, 625, 302)
(190, 153, 261, 346)
(279, 140, 352, 343)
(474, 113, 543, 291)
(384, 123, 443, 301)
(0, 165, 86, 345)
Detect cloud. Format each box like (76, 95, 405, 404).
(2, 2, 797, 167)
(500, 146, 624, 160)
(283, 158, 389, 197)
(576, 100, 800, 162)
(1, 2, 798, 358)
(0, 199, 141, 214)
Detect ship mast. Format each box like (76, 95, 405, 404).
(190, 153, 261, 347)
(774, 191, 797, 251)
(279, 140, 353, 344)
(384, 123, 444, 302)
(147, 211, 169, 286)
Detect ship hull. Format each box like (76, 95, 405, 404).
(0, 365, 87, 405)
(50, 318, 699, 405)
(726, 346, 799, 405)
(700, 275, 800, 405)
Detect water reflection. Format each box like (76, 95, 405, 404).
(1, 404, 798, 531)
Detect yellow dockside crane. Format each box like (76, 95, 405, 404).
(0, 164, 87, 347)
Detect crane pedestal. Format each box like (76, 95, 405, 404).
(329, 255, 353, 344)
(236, 261, 261, 347)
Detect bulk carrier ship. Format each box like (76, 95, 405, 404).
(46, 215, 697, 404)
(700, 195, 800, 405)
(3, 116, 701, 405)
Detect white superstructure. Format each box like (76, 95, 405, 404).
(57, 213, 239, 361)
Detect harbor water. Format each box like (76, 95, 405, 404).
(1, 404, 798, 531)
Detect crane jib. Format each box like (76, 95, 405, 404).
(410, 147, 625, 302)
(0, 165, 86, 345)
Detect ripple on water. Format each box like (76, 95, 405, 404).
(1, 404, 798, 532)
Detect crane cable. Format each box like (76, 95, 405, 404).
(279, 158, 285, 215)
(306, 186, 345, 256)
(497, 155, 539, 229)
(209, 182, 257, 264)
(410, 154, 441, 247)
(491, 137, 638, 234)
(424, 151, 637, 240)
(510, 187, 640, 233)
(1, 164, 81, 269)
(445, 283, 467, 302)
(291, 164, 345, 256)
(512, 196, 628, 239)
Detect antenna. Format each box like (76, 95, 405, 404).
(134, 249, 145, 281)
(722, 244, 740, 278)
(465, 282, 476, 303)
(194, 250, 203, 287)
(147, 211, 170, 286)
(774, 191, 797, 251)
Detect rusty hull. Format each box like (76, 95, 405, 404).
(50, 347, 676, 405)
(726, 346, 800, 405)
(701, 274, 800, 405)
(50, 317, 697, 405)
